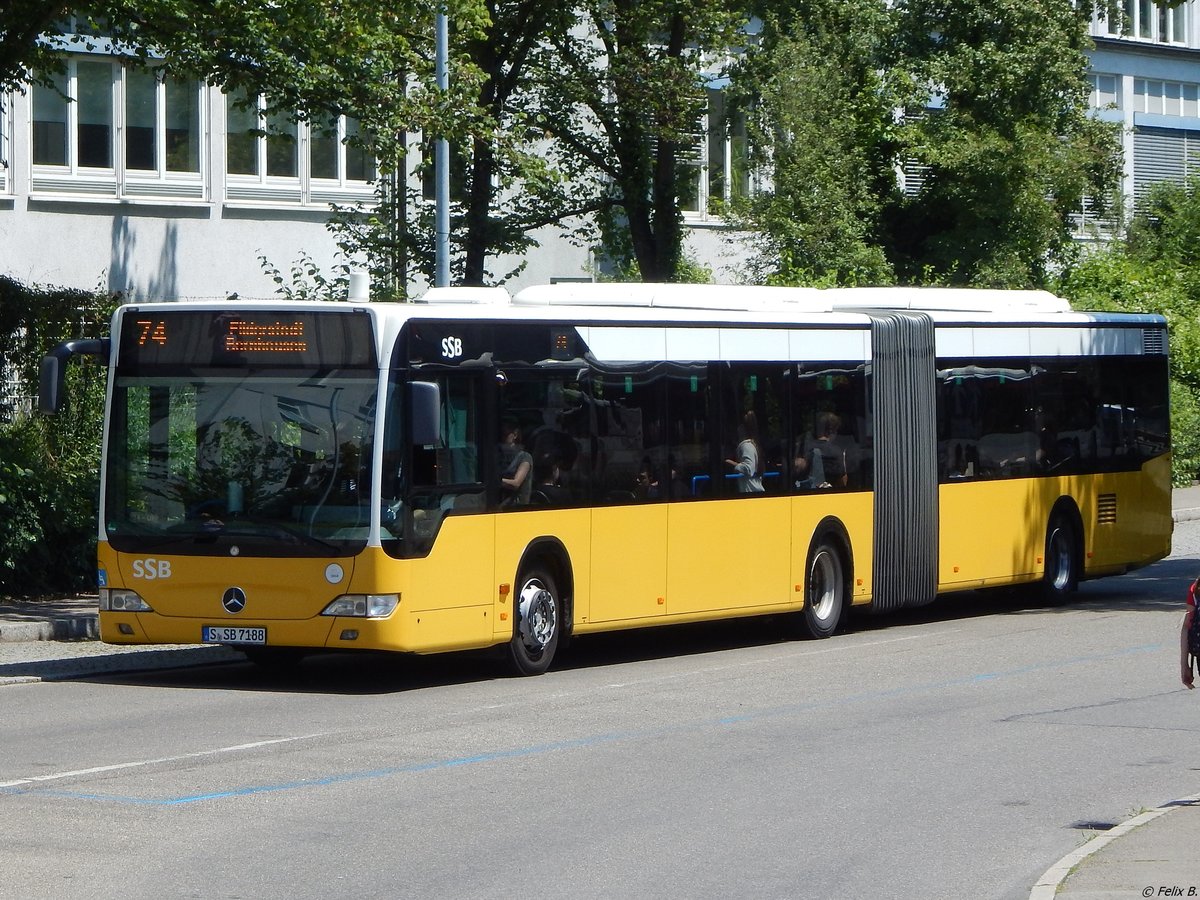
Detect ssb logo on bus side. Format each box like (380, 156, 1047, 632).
(131, 558, 172, 580)
(441, 336, 463, 359)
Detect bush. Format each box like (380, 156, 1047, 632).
(0, 277, 115, 597)
(1172, 380, 1200, 487)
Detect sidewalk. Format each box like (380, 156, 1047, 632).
(1032, 797, 1200, 899)
(0, 593, 99, 642)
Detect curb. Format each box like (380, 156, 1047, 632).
(0, 645, 244, 686)
(0, 615, 99, 643)
(1174, 506, 1200, 524)
(1028, 791, 1200, 899)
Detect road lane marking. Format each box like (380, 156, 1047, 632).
(0, 642, 1162, 807)
(0, 735, 327, 789)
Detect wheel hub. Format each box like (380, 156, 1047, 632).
(517, 580, 556, 651)
(809, 550, 839, 622)
(1048, 527, 1072, 591)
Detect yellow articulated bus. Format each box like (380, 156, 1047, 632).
(40, 283, 1171, 674)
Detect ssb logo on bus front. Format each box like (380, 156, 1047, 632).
(131, 558, 172, 580)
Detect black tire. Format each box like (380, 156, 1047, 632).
(1041, 514, 1080, 604)
(799, 536, 846, 639)
(506, 565, 561, 676)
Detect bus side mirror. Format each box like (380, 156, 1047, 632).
(39, 338, 110, 415)
(39, 355, 63, 414)
(410, 381, 441, 446)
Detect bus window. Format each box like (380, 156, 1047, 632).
(583, 365, 668, 504)
(791, 364, 867, 491)
(940, 361, 1036, 479)
(719, 364, 788, 496)
(497, 372, 587, 507)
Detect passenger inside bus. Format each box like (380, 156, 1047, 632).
(499, 418, 533, 505)
(531, 451, 569, 505)
(726, 410, 765, 493)
(794, 411, 852, 489)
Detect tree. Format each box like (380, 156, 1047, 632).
(738, 0, 1123, 288)
(525, 1, 748, 281)
(458, 2, 579, 285)
(731, 0, 898, 286)
(887, 0, 1123, 286)
(333, 2, 601, 291)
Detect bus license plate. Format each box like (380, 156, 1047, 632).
(202, 626, 266, 645)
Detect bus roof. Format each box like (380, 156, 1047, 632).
(128, 283, 1162, 331)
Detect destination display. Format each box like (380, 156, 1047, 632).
(118, 310, 376, 370)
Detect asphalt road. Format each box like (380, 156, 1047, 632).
(3, 525, 1199, 900)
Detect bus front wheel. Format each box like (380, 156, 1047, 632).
(506, 565, 561, 676)
(800, 536, 846, 640)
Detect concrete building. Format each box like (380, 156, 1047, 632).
(1088, 2, 1200, 207)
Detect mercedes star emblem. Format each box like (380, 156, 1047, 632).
(221, 587, 247, 614)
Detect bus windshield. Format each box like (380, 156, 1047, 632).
(105, 370, 378, 557)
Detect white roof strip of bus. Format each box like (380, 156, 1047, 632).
(665, 327, 720, 359)
(792, 328, 870, 362)
(937, 325, 1152, 357)
(579, 325, 869, 362)
(722, 327, 791, 359)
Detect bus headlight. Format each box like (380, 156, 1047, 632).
(99, 589, 153, 612)
(321, 594, 399, 619)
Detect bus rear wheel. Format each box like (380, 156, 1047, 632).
(1042, 514, 1080, 604)
(800, 536, 846, 640)
(506, 565, 561, 676)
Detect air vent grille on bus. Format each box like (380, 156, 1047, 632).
(1143, 329, 1166, 354)
(1097, 494, 1118, 525)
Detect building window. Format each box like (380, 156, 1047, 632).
(0, 91, 10, 193)
(226, 93, 298, 178)
(30, 58, 204, 199)
(125, 69, 200, 174)
(226, 92, 375, 205)
(312, 116, 375, 184)
(31, 61, 115, 171)
(1090, 74, 1120, 110)
(1133, 126, 1200, 203)
(680, 85, 752, 222)
(1135, 79, 1200, 117)
(1104, 0, 1188, 44)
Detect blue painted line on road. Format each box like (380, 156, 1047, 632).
(1, 641, 1162, 807)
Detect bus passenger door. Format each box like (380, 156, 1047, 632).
(583, 365, 668, 624)
(667, 363, 791, 615)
